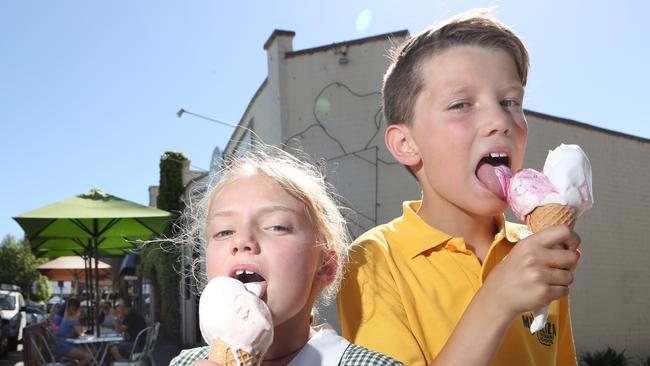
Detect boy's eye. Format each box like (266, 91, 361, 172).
(449, 102, 469, 110)
(501, 99, 521, 108)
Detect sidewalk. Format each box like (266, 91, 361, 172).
(0, 344, 23, 366)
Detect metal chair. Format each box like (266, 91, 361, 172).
(30, 332, 77, 366)
(141, 322, 160, 366)
(112, 324, 154, 366)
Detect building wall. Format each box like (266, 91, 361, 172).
(213, 30, 650, 358)
(524, 113, 650, 357)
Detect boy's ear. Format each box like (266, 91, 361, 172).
(385, 124, 421, 167)
(315, 250, 338, 287)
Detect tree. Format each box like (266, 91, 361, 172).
(0, 234, 44, 296)
(32, 275, 52, 302)
(140, 151, 186, 338)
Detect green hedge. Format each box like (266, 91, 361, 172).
(139, 151, 187, 338)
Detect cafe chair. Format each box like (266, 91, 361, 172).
(142, 322, 160, 366)
(30, 332, 77, 366)
(112, 323, 158, 366)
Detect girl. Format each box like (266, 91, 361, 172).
(54, 297, 93, 366)
(170, 144, 402, 365)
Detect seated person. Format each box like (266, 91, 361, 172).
(110, 296, 147, 361)
(54, 298, 93, 366)
(98, 301, 115, 329)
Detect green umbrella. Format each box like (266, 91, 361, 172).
(13, 188, 172, 335)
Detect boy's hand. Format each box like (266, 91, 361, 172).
(484, 225, 581, 319)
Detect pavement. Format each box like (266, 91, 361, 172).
(0, 334, 182, 366)
(0, 344, 23, 366)
(152, 331, 184, 365)
(0, 331, 183, 366)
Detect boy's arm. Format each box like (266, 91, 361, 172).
(556, 296, 578, 366)
(434, 225, 581, 366)
(337, 239, 426, 366)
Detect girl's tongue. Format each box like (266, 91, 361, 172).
(476, 163, 512, 199)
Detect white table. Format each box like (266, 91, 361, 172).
(67, 334, 123, 366)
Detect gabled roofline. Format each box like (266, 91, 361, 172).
(525, 109, 649, 143)
(223, 78, 269, 154)
(286, 30, 409, 58)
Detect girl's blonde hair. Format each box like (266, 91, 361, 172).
(178, 143, 350, 306)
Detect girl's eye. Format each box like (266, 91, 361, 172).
(267, 225, 290, 232)
(213, 230, 234, 239)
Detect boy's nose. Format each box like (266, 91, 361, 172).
(484, 106, 513, 137)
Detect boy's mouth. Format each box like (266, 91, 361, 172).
(475, 152, 512, 199)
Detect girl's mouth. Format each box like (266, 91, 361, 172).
(233, 269, 267, 299)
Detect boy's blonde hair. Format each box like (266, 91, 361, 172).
(383, 8, 530, 126)
(180, 144, 349, 306)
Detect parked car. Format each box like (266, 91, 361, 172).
(25, 306, 46, 326)
(0, 284, 26, 351)
(0, 318, 8, 356)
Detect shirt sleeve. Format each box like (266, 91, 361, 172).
(169, 346, 210, 366)
(556, 296, 578, 366)
(337, 238, 427, 366)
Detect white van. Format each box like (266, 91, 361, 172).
(0, 284, 26, 351)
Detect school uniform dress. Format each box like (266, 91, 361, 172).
(170, 324, 403, 366)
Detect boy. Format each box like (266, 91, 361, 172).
(337, 9, 580, 366)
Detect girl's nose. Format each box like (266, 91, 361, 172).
(229, 233, 260, 255)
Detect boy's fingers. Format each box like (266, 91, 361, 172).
(546, 285, 570, 302)
(543, 248, 580, 271)
(531, 225, 581, 251)
(545, 268, 575, 287)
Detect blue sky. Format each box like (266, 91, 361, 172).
(1, 0, 648, 239)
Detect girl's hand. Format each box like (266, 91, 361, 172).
(193, 360, 222, 366)
(482, 224, 581, 319)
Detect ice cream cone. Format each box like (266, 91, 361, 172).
(210, 338, 262, 366)
(525, 203, 576, 233)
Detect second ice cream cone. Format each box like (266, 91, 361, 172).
(210, 338, 262, 366)
(525, 204, 576, 233)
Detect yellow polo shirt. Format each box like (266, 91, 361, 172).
(337, 201, 577, 366)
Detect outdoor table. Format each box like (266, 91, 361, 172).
(67, 333, 123, 366)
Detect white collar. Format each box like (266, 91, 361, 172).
(288, 324, 350, 366)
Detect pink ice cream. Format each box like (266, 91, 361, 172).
(503, 144, 593, 220)
(506, 168, 564, 221)
(199, 277, 274, 359)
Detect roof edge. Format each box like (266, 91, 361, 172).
(286, 30, 409, 58)
(263, 29, 296, 50)
(223, 78, 269, 153)
(525, 109, 649, 143)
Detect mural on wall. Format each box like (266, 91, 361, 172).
(284, 81, 401, 238)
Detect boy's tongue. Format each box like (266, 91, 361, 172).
(476, 163, 512, 199)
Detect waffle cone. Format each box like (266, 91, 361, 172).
(525, 204, 576, 233)
(209, 338, 262, 366)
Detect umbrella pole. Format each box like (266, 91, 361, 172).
(93, 240, 100, 337)
(84, 253, 92, 329)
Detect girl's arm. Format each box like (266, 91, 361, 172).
(73, 322, 85, 337)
